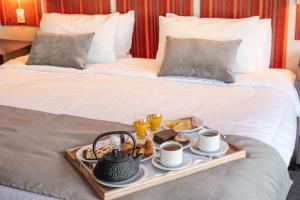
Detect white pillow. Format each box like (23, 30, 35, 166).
(157, 15, 260, 73)
(40, 13, 119, 64)
(116, 11, 135, 58)
(256, 19, 272, 71)
(166, 14, 272, 72)
(166, 13, 256, 22)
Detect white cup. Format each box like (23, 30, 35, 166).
(198, 129, 220, 152)
(160, 141, 183, 168)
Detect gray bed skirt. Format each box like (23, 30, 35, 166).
(0, 105, 292, 200)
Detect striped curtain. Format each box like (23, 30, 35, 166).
(116, 0, 194, 58)
(200, 0, 289, 68)
(0, 0, 41, 26)
(296, 4, 300, 40)
(0, 0, 289, 68)
(44, 0, 111, 14)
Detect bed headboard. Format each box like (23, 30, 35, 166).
(4, 0, 288, 68)
(115, 0, 289, 68)
(116, 0, 194, 59)
(44, 0, 111, 14)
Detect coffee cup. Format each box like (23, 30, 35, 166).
(160, 141, 183, 168)
(198, 129, 220, 152)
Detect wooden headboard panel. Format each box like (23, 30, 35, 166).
(1, 0, 288, 68)
(116, 0, 194, 58)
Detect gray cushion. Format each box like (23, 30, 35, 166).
(158, 37, 242, 83)
(26, 32, 95, 69)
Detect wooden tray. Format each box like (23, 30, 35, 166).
(65, 141, 246, 200)
(65, 142, 246, 200)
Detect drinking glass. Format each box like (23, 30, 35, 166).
(133, 115, 148, 139)
(147, 113, 163, 132)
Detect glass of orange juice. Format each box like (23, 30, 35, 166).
(147, 113, 163, 132)
(133, 115, 148, 139)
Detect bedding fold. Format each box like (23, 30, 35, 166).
(0, 106, 292, 200)
(3, 56, 300, 116)
(0, 57, 298, 166)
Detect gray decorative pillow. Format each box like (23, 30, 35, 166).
(158, 37, 242, 83)
(26, 32, 95, 69)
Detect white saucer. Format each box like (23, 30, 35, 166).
(162, 118, 205, 133)
(189, 140, 229, 157)
(76, 144, 156, 163)
(95, 165, 148, 188)
(151, 153, 193, 171)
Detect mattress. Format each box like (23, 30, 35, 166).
(0, 56, 299, 200)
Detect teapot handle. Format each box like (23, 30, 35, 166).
(92, 131, 137, 160)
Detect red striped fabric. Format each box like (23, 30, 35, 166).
(0, 0, 289, 68)
(116, 0, 194, 58)
(0, 0, 41, 26)
(200, 0, 289, 68)
(295, 5, 300, 40)
(44, 0, 111, 14)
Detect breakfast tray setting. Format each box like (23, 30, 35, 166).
(65, 139, 246, 200)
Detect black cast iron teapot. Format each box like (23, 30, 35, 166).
(93, 131, 143, 182)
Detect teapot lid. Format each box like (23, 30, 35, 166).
(103, 150, 129, 163)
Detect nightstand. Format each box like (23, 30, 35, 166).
(0, 39, 32, 65)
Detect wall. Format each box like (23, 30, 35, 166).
(287, 0, 300, 71)
(0, 0, 41, 26)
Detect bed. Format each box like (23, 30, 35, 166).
(0, 55, 299, 199)
(0, 0, 296, 198)
(1, 55, 299, 164)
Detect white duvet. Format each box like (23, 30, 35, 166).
(0, 56, 299, 200)
(0, 55, 299, 166)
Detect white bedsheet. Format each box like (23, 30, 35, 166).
(0, 56, 299, 200)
